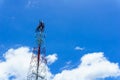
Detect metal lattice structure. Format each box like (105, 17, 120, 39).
(27, 21, 47, 80)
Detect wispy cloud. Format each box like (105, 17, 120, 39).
(74, 46, 85, 51)
(60, 61, 72, 70)
(26, 0, 32, 8)
(25, 0, 42, 8)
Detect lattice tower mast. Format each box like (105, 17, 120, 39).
(27, 21, 47, 80)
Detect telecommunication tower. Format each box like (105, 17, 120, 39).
(27, 21, 47, 80)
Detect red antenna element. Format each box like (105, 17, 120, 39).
(27, 21, 47, 80)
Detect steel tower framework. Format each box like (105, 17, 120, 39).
(27, 21, 47, 80)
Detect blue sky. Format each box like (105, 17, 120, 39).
(0, 0, 120, 80)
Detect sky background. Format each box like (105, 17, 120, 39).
(0, 0, 120, 80)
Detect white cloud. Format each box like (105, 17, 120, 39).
(46, 53, 58, 65)
(53, 52, 120, 80)
(75, 46, 84, 51)
(0, 47, 32, 80)
(0, 47, 54, 80)
(0, 47, 120, 80)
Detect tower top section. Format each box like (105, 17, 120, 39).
(35, 21, 45, 46)
(36, 21, 45, 32)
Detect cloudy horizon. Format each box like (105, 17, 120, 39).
(0, 47, 120, 80)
